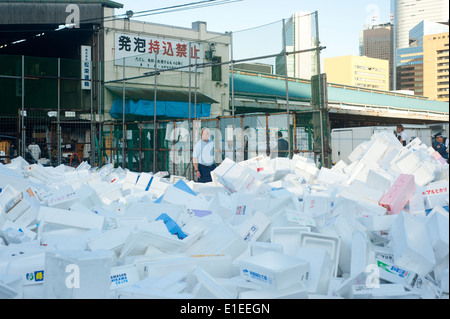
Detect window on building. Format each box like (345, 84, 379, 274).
(211, 56, 222, 82)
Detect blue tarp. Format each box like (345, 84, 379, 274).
(110, 99, 211, 119)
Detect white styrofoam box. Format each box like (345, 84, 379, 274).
(116, 285, 194, 299)
(41, 228, 102, 251)
(337, 190, 387, 217)
(346, 180, 384, 204)
(299, 232, 341, 277)
(1, 219, 36, 244)
(389, 212, 436, 276)
(119, 221, 203, 258)
(296, 246, 334, 295)
(365, 168, 394, 193)
(69, 202, 94, 215)
(0, 274, 22, 299)
(194, 267, 235, 299)
(46, 185, 78, 209)
(356, 215, 398, 232)
(239, 251, 309, 290)
(330, 160, 348, 173)
(237, 212, 270, 245)
(122, 171, 139, 191)
(110, 264, 140, 290)
(351, 284, 406, 299)
(411, 165, 435, 187)
(185, 223, 247, 260)
(0, 281, 18, 299)
(406, 192, 426, 216)
(0, 185, 21, 214)
(426, 209, 449, 263)
(161, 186, 210, 211)
(43, 249, 115, 299)
(73, 185, 103, 209)
(421, 180, 449, 210)
(439, 267, 449, 294)
(285, 209, 315, 228)
(134, 173, 153, 192)
(143, 256, 196, 280)
(271, 227, 309, 256)
(317, 167, 348, 185)
(347, 142, 368, 163)
(190, 254, 233, 278)
(87, 226, 133, 254)
(334, 271, 367, 299)
(302, 193, 334, 221)
(213, 158, 257, 193)
(239, 282, 308, 299)
(3, 194, 30, 223)
(375, 258, 442, 299)
(294, 160, 319, 183)
(350, 232, 375, 278)
(6, 252, 46, 286)
(250, 242, 284, 256)
(37, 207, 105, 231)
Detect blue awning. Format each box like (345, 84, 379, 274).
(110, 99, 211, 119)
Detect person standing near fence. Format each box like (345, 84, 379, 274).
(27, 139, 41, 163)
(193, 127, 216, 183)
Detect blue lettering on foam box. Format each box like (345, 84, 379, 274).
(155, 213, 188, 240)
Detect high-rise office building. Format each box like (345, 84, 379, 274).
(423, 32, 449, 102)
(324, 55, 390, 91)
(391, 0, 449, 50)
(361, 23, 394, 90)
(396, 20, 448, 97)
(276, 12, 316, 80)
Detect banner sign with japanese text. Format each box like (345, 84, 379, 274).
(81, 45, 92, 90)
(114, 32, 204, 72)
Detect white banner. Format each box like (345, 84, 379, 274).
(81, 45, 92, 90)
(114, 32, 204, 72)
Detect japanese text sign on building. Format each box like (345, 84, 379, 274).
(81, 45, 92, 90)
(114, 33, 204, 72)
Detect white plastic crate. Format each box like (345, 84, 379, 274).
(239, 251, 309, 289)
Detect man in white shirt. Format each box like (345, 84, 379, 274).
(27, 139, 41, 163)
(193, 128, 216, 183)
(396, 124, 408, 146)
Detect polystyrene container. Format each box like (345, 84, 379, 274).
(110, 264, 140, 290)
(299, 232, 341, 277)
(271, 227, 311, 256)
(239, 251, 309, 289)
(43, 249, 115, 299)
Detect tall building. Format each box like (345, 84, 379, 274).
(396, 20, 448, 97)
(362, 23, 394, 90)
(391, 0, 449, 88)
(275, 12, 316, 80)
(423, 32, 449, 102)
(391, 0, 449, 50)
(324, 55, 390, 91)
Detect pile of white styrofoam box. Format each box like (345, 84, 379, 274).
(0, 132, 448, 299)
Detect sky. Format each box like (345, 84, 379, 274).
(114, 0, 391, 64)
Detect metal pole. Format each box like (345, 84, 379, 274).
(57, 58, 62, 165)
(90, 58, 95, 166)
(188, 42, 193, 180)
(21, 55, 25, 157)
(315, 11, 326, 168)
(230, 32, 236, 161)
(97, 28, 102, 167)
(282, 19, 291, 158)
(153, 52, 158, 173)
(122, 57, 126, 168)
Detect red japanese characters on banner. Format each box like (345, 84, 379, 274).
(114, 33, 204, 71)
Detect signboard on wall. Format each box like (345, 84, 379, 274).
(114, 32, 204, 72)
(81, 45, 92, 90)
